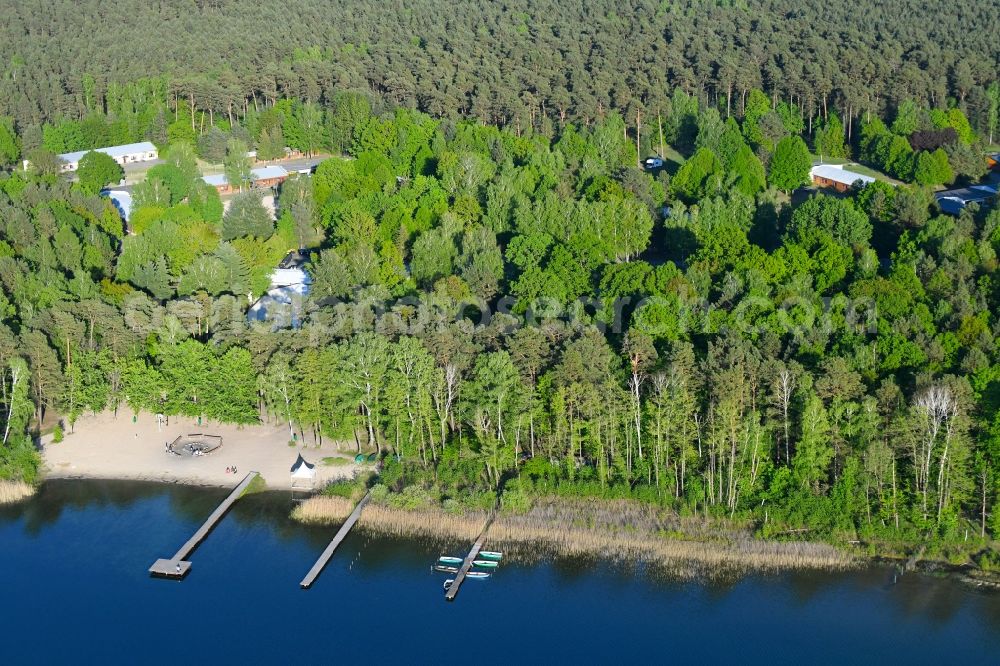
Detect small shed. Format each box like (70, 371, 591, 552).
(290, 453, 317, 489)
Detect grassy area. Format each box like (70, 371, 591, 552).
(840, 162, 904, 186)
(662, 145, 685, 165)
(242, 474, 268, 495)
(810, 154, 849, 165)
(810, 155, 904, 187)
(321, 456, 354, 467)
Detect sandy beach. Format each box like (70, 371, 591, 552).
(41, 410, 359, 490)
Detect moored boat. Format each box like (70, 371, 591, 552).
(443, 579, 454, 590)
(438, 556, 463, 565)
(433, 564, 459, 574)
(479, 551, 503, 561)
(465, 571, 490, 579)
(472, 560, 499, 568)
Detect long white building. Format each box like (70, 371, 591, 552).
(26, 141, 160, 172)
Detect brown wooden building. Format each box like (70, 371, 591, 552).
(810, 164, 877, 192)
(202, 165, 290, 195)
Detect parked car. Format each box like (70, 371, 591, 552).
(644, 156, 664, 170)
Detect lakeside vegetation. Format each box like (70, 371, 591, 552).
(0, 1, 998, 570)
(295, 489, 853, 573)
(0, 479, 35, 505)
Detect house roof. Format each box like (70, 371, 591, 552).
(810, 164, 877, 187)
(103, 190, 132, 222)
(201, 166, 289, 188)
(936, 197, 967, 216)
(934, 183, 998, 215)
(59, 141, 157, 164)
(202, 173, 227, 187)
(253, 165, 289, 180)
(270, 267, 311, 288)
(935, 184, 998, 205)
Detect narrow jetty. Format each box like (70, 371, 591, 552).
(445, 511, 496, 602)
(149, 471, 259, 579)
(299, 490, 371, 589)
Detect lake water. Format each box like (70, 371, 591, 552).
(1, 480, 997, 664)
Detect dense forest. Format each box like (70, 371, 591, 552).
(0, 0, 998, 564)
(2, 0, 1000, 143)
(1, 91, 999, 559)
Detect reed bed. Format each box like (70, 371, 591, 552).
(290, 492, 852, 574)
(0, 480, 35, 504)
(356, 504, 487, 542)
(291, 495, 355, 524)
(489, 497, 852, 573)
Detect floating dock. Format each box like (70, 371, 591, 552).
(149, 471, 259, 579)
(444, 511, 496, 602)
(299, 490, 371, 589)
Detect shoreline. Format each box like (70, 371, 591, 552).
(39, 410, 360, 491)
(293, 494, 855, 575)
(41, 471, 264, 490)
(0, 480, 36, 505)
(17, 476, 1000, 587)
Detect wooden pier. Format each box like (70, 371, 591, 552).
(299, 490, 371, 589)
(149, 471, 259, 579)
(444, 511, 496, 602)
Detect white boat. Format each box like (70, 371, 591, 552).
(443, 579, 454, 590)
(438, 556, 463, 565)
(465, 571, 490, 579)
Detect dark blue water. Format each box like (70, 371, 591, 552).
(1, 480, 997, 664)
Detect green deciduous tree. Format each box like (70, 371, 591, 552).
(768, 136, 811, 193)
(224, 138, 253, 192)
(814, 113, 848, 159)
(913, 148, 953, 186)
(794, 395, 834, 492)
(77, 150, 124, 194)
(671, 147, 724, 203)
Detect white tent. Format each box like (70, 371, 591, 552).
(290, 453, 317, 489)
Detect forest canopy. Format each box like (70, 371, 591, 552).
(1, 0, 999, 143)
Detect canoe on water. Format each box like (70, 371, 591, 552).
(478, 551, 503, 561)
(438, 556, 464, 565)
(465, 571, 491, 579)
(433, 565, 459, 574)
(472, 560, 499, 568)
